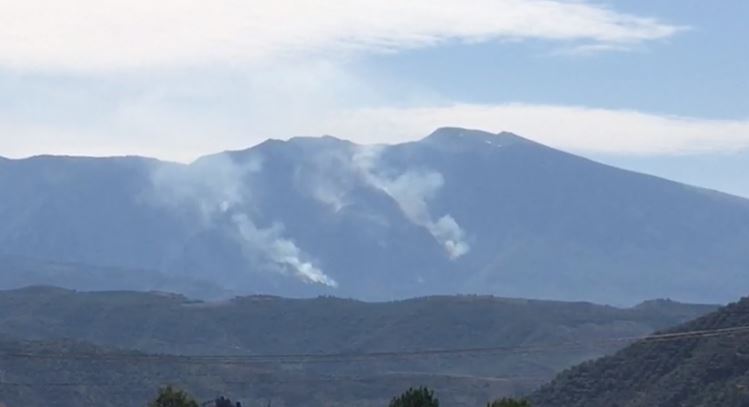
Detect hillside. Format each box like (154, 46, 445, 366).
(0, 287, 715, 382)
(0, 336, 521, 407)
(530, 296, 749, 407)
(2, 128, 749, 303)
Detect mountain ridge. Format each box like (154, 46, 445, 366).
(2, 127, 749, 304)
(0, 285, 717, 406)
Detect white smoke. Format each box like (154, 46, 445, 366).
(149, 153, 257, 224)
(310, 179, 349, 213)
(230, 213, 338, 287)
(295, 148, 355, 213)
(431, 215, 470, 259)
(148, 153, 337, 287)
(352, 146, 471, 259)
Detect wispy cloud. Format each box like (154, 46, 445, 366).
(0, 0, 683, 72)
(2, 1, 731, 160)
(5, 100, 749, 160)
(326, 104, 749, 155)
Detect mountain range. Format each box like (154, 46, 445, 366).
(2, 127, 749, 304)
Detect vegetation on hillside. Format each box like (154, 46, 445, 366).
(0, 336, 520, 407)
(487, 398, 531, 407)
(144, 386, 530, 407)
(149, 386, 199, 407)
(389, 387, 440, 407)
(0, 287, 717, 407)
(531, 297, 749, 407)
(0, 287, 714, 379)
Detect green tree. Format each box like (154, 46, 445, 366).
(148, 385, 199, 407)
(389, 387, 439, 407)
(487, 398, 531, 407)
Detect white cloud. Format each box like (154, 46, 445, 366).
(5, 98, 749, 160)
(0, 0, 698, 160)
(325, 104, 749, 155)
(0, 0, 682, 72)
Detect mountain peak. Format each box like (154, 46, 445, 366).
(245, 134, 354, 153)
(286, 134, 354, 148)
(200, 134, 356, 166)
(421, 127, 531, 151)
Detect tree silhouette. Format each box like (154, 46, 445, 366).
(487, 398, 531, 407)
(148, 386, 199, 407)
(214, 396, 242, 407)
(389, 387, 439, 407)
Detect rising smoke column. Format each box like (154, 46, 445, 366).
(294, 146, 356, 214)
(229, 213, 337, 286)
(148, 153, 337, 287)
(352, 146, 470, 259)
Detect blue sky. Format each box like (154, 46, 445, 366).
(364, 1, 748, 119)
(1, 0, 747, 197)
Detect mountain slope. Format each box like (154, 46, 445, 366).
(385, 128, 749, 303)
(530, 296, 749, 407)
(2, 128, 749, 303)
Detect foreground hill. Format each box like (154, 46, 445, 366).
(531, 296, 749, 407)
(0, 336, 519, 407)
(2, 128, 749, 303)
(0, 287, 715, 383)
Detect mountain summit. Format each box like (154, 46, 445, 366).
(1, 128, 748, 304)
(422, 127, 531, 150)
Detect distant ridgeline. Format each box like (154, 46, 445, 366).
(0, 286, 718, 407)
(2, 128, 749, 304)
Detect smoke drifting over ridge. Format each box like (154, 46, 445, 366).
(143, 136, 470, 291)
(353, 146, 470, 259)
(148, 153, 336, 287)
(291, 141, 472, 259)
(293, 146, 357, 214)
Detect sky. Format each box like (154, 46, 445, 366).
(1, 0, 747, 197)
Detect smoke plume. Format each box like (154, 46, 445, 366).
(352, 146, 471, 259)
(148, 153, 337, 287)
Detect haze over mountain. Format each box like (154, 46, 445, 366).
(2, 128, 749, 304)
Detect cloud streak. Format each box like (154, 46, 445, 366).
(0, 0, 682, 72)
(5, 99, 749, 160)
(328, 104, 749, 155)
